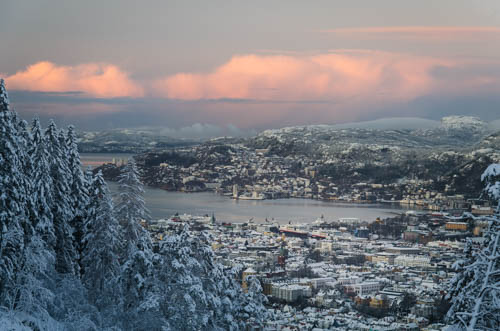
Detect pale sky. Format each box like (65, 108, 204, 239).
(2, 0, 500, 134)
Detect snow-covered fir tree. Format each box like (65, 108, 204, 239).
(446, 163, 500, 330)
(242, 275, 269, 326)
(82, 171, 121, 311)
(115, 158, 151, 255)
(0, 79, 28, 306)
(65, 125, 88, 216)
(482, 164, 500, 213)
(16, 119, 37, 243)
(156, 225, 268, 330)
(0, 83, 57, 329)
(65, 125, 89, 274)
(44, 122, 78, 275)
(7, 118, 59, 327)
(113, 160, 159, 329)
(29, 118, 56, 248)
(117, 241, 159, 330)
(157, 227, 217, 330)
(10, 230, 55, 326)
(0, 81, 268, 330)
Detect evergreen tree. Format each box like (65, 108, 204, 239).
(29, 118, 56, 247)
(156, 226, 268, 330)
(482, 164, 500, 213)
(156, 227, 217, 330)
(0, 79, 271, 329)
(7, 118, 59, 325)
(446, 164, 500, 330)
(118, 242, 159, 330)
(16, 119, 36, 244)
(45, 121, 78, 275)
(81, 172, 121, 309)
(0, 79, 27, 306)
(112, 159, 159, 329)
(66, 125, 88, 216)
(65, 125, 89, 273)
(11, 231, 55, 324)
(241, 275, 269, 327)
(115, 158, 151, 255)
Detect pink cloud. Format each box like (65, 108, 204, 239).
(6, 51, 500, 128)
(151, 50, 500, 127)
(6, 61, 144, 98)
(153, 51, 449, 103)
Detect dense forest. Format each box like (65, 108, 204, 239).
(0, 79, 267, 330)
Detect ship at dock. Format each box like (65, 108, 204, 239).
(278, 224, 327, 239)
(232, 184, 265, 200)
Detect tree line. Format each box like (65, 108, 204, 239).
(0, 79, 267, 330)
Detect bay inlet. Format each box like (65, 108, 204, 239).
(80, 153, 411, 224)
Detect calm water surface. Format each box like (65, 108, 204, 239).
(82, 153, 410, 224)
(108, 182, 409, 224)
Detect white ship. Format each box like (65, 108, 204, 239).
(238, 191, 265, 200)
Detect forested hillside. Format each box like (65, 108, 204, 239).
(0, 79, 267, 330)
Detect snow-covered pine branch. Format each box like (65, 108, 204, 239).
(446, 163, 500, 330)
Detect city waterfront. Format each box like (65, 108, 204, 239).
(83, 153, 412, 223)
(107, 182, 408, 223)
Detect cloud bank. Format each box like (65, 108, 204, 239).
(6, 61, 143, 98)
(153, 51, 448, 103)
(4, 46, 500, 129)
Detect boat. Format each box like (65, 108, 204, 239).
(279, 225, 327, 239)
(279, 225, 308, 238)
(310, 230, 327, 239)
(238, 191, 265, 200)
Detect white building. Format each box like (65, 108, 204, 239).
(337, 276, 362, 285)
(319, 241, 333, 253)
(345, 282, 382, 296)
(394, 255, 431, 268)
(272, 284, 312, 302)
(309, 278, 335, 289)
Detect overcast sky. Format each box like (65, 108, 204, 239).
(2, 0, 500, 134)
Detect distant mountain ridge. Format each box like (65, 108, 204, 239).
(255, 116, 495, 151)
(77, 128, 200, 153)
(77, 116, 500, 154)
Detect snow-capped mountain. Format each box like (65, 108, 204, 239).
(257, 116, 495, 151)
(440, 115, 487, 132)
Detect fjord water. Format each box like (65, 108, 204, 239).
(82, 153, 408, 223)
(106, 182, 407, 224)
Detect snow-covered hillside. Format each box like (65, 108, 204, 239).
(440, 115, 487, 132)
